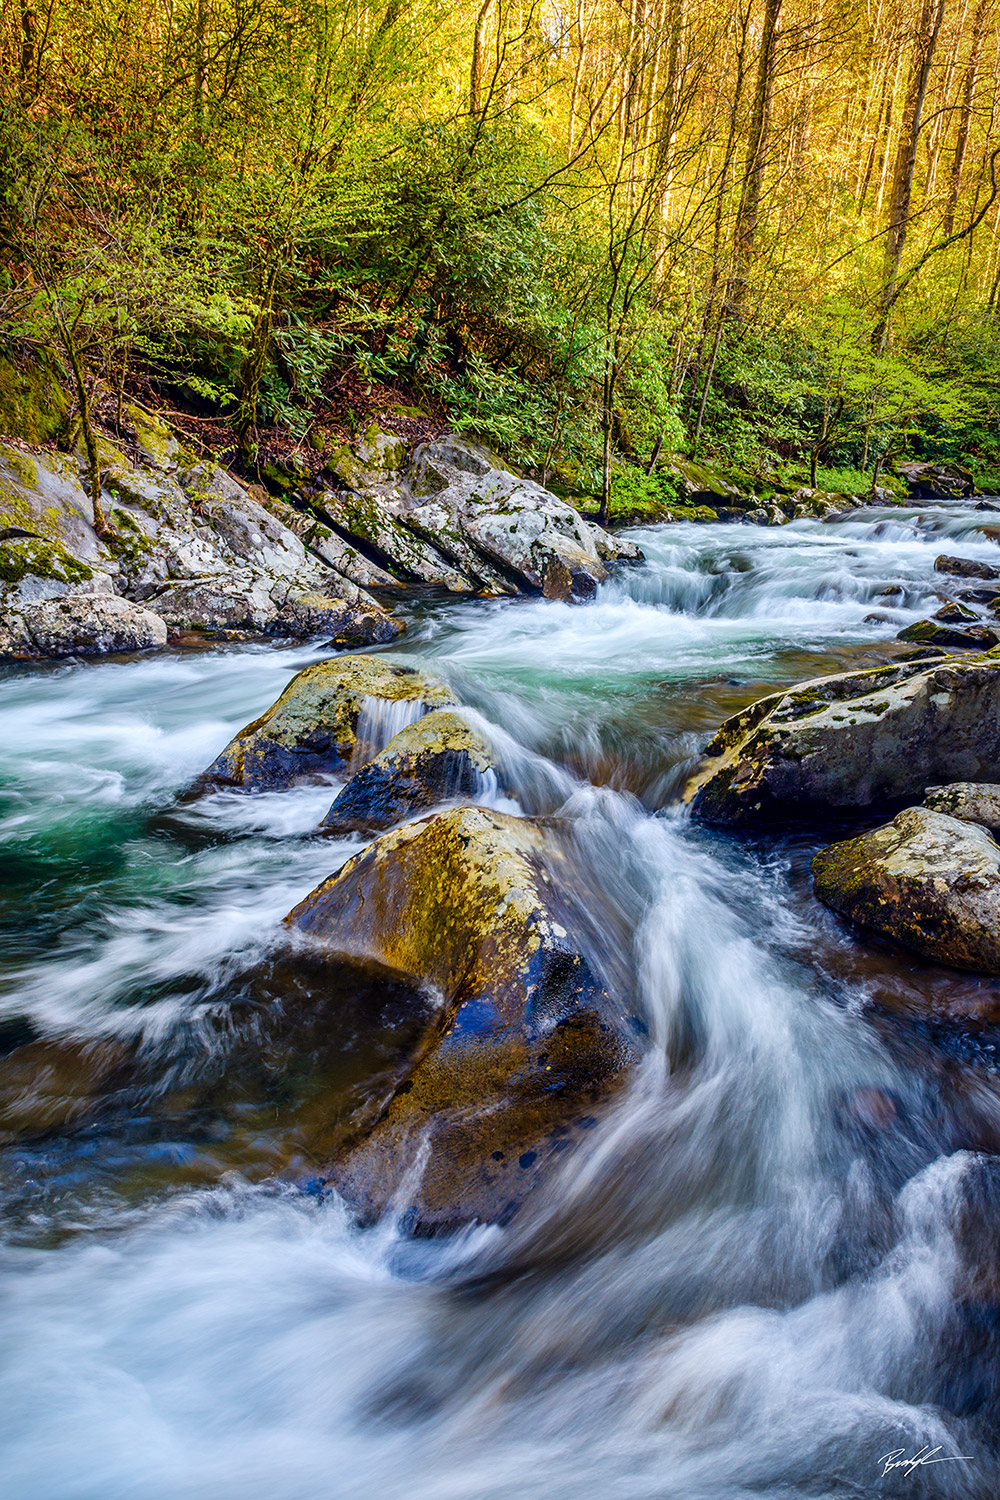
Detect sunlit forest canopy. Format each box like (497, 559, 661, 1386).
(3, 0, 1000, 506)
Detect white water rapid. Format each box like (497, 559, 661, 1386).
(2, 503, 1000, 1499)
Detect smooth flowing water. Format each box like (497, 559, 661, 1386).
(4, 504, 1000, 1499)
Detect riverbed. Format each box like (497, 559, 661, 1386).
(3, 503, 1000, 1498)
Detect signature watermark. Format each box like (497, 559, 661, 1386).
(878, 1445, 973, 1481)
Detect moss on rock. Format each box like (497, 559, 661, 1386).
(286, 806, 642, 1232)
(0, 356, 69, 445)
(320, 708, 505, 832)
(202, 654, 456, 790)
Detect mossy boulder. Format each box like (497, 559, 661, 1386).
(897, 619, 998, 649)
(286, 806, 642, 1232)
(202, 655, 456, 790)
(813, 806, 1000, 972)
(668, 459, 746, 505)
(686, 654, 1000, 824)
(320, 709, 506, 833)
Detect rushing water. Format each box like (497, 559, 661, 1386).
(4, 503, 1000, 1499)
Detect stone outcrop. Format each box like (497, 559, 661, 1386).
(685, 653, 1000, 824)
(316, 430, 643, 599)
(0, 420, 402, 657)
(320, 708, 507, 833)
(202, 655, 456, 790)
(286, 806, 642, 1232)
(813, 806, 1000, 972)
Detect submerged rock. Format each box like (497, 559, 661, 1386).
(685, 654, 1000, 824)
(202, 655, 455, 790)
(924, 782, 1000, 832)
(320, 709, 506, 833)
(813, 806, 1000, 972)
(286, 806, 641, 1232)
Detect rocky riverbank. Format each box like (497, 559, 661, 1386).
(0, 408, 641, 661)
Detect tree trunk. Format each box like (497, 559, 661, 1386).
(876, 0, 947, 348)
(731, 0, 783, 315)
(470, 0, 495, 119)
(944, 0, 990, 234)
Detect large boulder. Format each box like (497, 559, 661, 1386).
(0, 589, 167, 659)
(286, 807, 642, 1232)
(896, 460, 975, 498)
(685, 653, 1000, 824)
(202, 655, 456, 790)
(315, 431, 642, 600)
(320, 709, 507, 833)
(812, 806, 1000, 972)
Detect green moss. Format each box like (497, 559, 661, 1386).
(0, 357, 69, 445)
(0, 536, 92, 585)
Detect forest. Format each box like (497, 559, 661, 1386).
(3, 0, 1000, 518)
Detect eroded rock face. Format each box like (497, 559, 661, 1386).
(320, 708, 506, 833)
(286, 806, 642, 1232)
(812, 806, 1000, 972)
(686, 654, 1000, 824)
(203, 655, 456, 790)
(924, 782, 1000, 832)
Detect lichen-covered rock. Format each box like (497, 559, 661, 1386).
(897, 618, 999, 649)
(320, 709, 505, 833)
(0, 441, 109, 563)
(686, 654, 1000, 824)
(203, 655, 455, 789)
(924, 782, 1000, 831)
(667, 459, 747, 506)
(935, 554, 999, 581)
(813, 806, 1000, 972)
(2, 593, 167, 658)
(785, 488, 856, 520)
(286, 806, 641, 1232)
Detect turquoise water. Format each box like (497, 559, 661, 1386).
(2, 505, 1000, 1498)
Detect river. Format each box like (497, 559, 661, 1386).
(3, 503, 1000, 1499)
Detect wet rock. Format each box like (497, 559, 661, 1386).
(685, 654, 1000, 824)
(315, 488, 479, 591)
(897, 619, 998, 649)
(813, 806, 1000, 972)
(203, 655, 455, 789)
(320, 709, 506, 833)
(286, 806, 641, 1232)
(935, 554, 1000, 581)
(959, 586, 1000, 604)
(897, 460, 975, 499)
(667, 458, 747, 506)
(934, 600, 978, 623)
(924, 782, 1000, 832)
(3, 593, 167, 658)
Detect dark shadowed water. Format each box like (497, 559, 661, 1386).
(4, 504, 1000, 1499)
